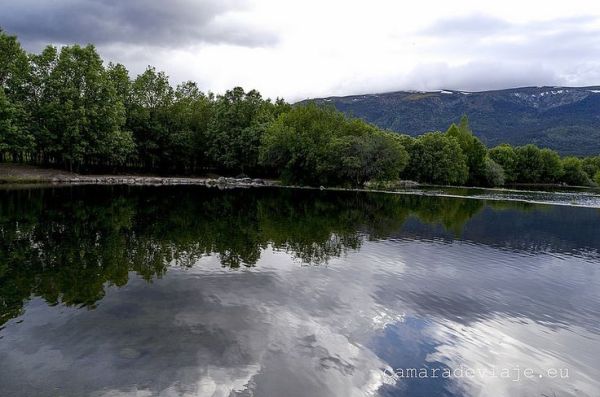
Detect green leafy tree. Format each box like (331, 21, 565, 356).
(0, 29, 30, 101)
(170, 81, 215, 171)
(483, 157, 506, 187)
(561, 157, 591, 186)
(129, 66, 174, 169)
(446, 115, 486, 184)
(261, 104, 353, 185)
(26, 46, 59, 164)
(206, 87, 279, 174)
(107, 63, 132, 108)
(0, 30, 33, 162)
(489, 144, 518, 183)
(41, 45, 132, 169)
(365, 131, 409, 182)
(538, 148, 564, 183)
(582, 156, 600, 180)
(408, 132, 468, 185)
(393, 134, 417, 150)
(325, 129, 408, 185)
(260, 104, 407, 186)
(0, 87, 34, 162)
(395, 134, 418, 181)
(515, 144, 543, 183)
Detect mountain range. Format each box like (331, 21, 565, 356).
(303, 86, 600, 156)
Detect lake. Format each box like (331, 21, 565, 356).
(0, 185, 599, 397)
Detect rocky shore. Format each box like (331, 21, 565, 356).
(0, 163, 275, 187)
(48, 175, 274, 187)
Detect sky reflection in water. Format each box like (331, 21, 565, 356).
(0, 186, 599, 397)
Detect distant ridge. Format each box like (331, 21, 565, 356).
(301, 86, 600, 156)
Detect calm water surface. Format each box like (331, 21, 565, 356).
(0, 186, 599, 397)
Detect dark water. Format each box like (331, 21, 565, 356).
(0, 186, 599, 397)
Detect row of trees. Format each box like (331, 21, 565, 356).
(488, 144, 600, 187)
(397, 117, 600, 187)
(1, 29, 600, 187)
(0, 29, 290, 173)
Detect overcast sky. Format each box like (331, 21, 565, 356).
(1, 0, 600, 101)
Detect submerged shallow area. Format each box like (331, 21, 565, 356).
(0, 186, 599, 397)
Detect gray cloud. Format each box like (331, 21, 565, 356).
(422, 14, 599, 38)
(1, 2, 598, 98)
(401, 61, 560, 92)
(421, 14, 600, 61)
(0, 0, 278, 49)
(477, 29, 600, 61)
(401, 14, 600, 92)
(328, 61, 560, 97)
(421, 14, 510, 36)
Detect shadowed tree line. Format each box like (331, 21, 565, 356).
(1, 29, 600, 187)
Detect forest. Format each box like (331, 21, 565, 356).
(2, 29, 600, 187)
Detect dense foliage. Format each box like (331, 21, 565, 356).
(1, 29, 599, 187)
(260, 104, 408, 186)
(446, 116, 487, 184)
(400, 132, 468, 185)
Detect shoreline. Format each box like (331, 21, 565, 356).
(0, 175, 276, 188)
(0, 164, 277, 187)
(2, 164, 600, 209)
(1, 163, 591, 190)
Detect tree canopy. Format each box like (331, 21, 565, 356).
(403, 132, 468, 185)
(446, 115, 486, 184)
(260, 104, 408, 186)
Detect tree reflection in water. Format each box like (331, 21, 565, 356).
(0, 184, 565, 326)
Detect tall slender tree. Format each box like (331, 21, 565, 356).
(446, 115, 487, 184)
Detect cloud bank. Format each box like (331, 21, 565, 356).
(0, 0, 277, 48)
(1, 0, 600, 100)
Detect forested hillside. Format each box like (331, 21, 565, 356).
(305, 87, 600, 156)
